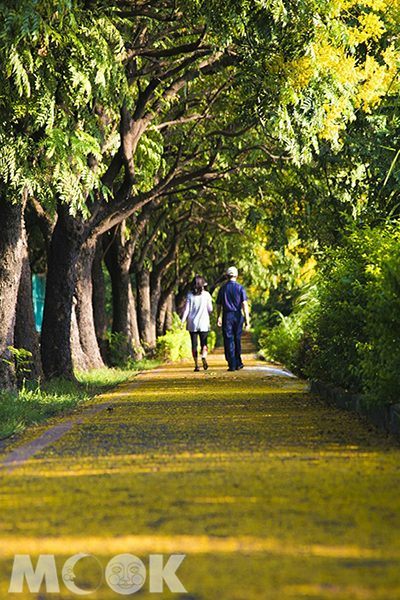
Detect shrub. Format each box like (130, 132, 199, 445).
(244, 224, 400, 403)
(256, 249, 367, 389)
(2, 346, 33, 386)
(106, 331, 129, 368)
(106, 331, 144, 369)
(356, 226, 400, 403)
(258, 312, 304, 373)
(302, 238, 370, 392)
(156, 314, 192, 362)
(156, 314, 217, 362)
(208, 330, 217, 353)
(255, 282, 317, 375)
(301, 224, 400, 403)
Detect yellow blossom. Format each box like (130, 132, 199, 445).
(348, 12, 386, 45)
(356, 55, 395, 110)
(321, 97, 351, 141)
(283, 56, 314, 91)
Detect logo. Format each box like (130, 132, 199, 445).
(62, 554, 103, 595)
(9, 553, 187, 595)
(105, 554, 146, 595)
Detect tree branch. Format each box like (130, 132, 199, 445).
(129, 27, 208, 59)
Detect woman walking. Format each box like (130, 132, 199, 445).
(181, 274, 213, 371)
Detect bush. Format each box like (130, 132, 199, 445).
(356, 226, 400, 403)
(156, 314, 217, 362)
(258, 312, 304, 372)
(302, 224, 400, 403)
(255, 223, 400, 404)
(106, 331, 129, 368)
(106, 331, 145, 369)
(254, 282, 317, 375)
(302, 238, 369, 392)
(208, 329, 217, 352)
(156, 314, 192, 361)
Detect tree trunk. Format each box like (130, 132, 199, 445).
(112, 267, 144, 357)
(150, 270, 163, 336)
(128, 283, 143, 360)
(105, 228, 142, 359)
(41, 204, 83, 380)
(157, 289, 175, 337)
(14, 226, 44, 383)
(176, 282, 190, 317)
(112, 267, 132, 338)
(92, 236, 110, 364)
(74, 237, 105, 370)
(0, 193, 26, 391)
(70, 299, 92, 371)
(166, 293, 175, 330)
(136, 269, 156, 352)
(157, 294, 168, 338)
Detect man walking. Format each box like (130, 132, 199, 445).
(216, 266, 250, 371)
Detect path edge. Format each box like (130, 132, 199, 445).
(0, 367, 165, 472)
(310, 380, 400, 440)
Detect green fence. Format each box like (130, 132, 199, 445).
(32, 274, 46, 332)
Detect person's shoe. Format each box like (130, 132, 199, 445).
(194, 366, 200, 372)
(202, 357, 208, 370)
(236, 363, 244, 370)
(227, 367, 235, 372)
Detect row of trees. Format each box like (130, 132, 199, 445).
(1, 0, 399, 390)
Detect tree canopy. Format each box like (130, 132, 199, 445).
(1, 0, 400, 386)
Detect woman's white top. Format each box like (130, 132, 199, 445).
(181, 291, 213, 332)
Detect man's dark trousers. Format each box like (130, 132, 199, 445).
(222, 311, 244, 370)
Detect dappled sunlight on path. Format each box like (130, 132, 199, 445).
(1, 336, 400, 599)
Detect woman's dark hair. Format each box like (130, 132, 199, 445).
(191, 274, 206, 296)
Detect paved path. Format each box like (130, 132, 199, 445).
(1, 339, 400, 599)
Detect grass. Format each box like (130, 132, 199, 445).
(0, 358, 161, 441)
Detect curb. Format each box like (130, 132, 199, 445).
(310, 380, 400, 439)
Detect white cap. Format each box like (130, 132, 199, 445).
(227, 266, 238, 277)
